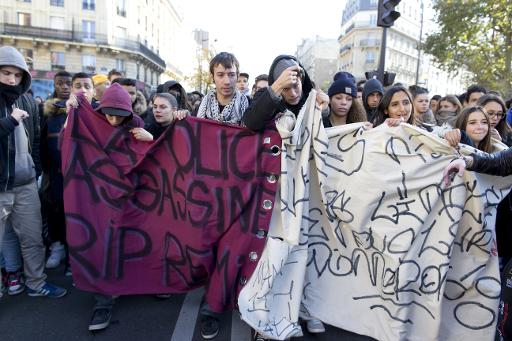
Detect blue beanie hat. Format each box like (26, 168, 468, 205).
(327, 71, 357, 98)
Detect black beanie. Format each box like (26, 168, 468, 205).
(327, 71, 357, 98)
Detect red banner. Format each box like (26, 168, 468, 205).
(61, 99, 281, 311)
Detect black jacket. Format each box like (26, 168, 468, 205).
(243, 55, 313, 131)
(470, 148, 512, 176)
(0, 93, 41, 191)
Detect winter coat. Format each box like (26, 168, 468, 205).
(469, 147, 512, 176)
(362, 79, 384, 124)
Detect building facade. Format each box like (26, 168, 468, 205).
(0, 0, 184, 98)
(295, 37, 339, 90)
(338, 0, 467, 94)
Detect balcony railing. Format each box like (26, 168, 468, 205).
(0, 23, 165, 69)
(360, 39, 381, 47)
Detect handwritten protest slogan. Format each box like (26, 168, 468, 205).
(60, 99, 281, 312)
(238, 92, 512, 341)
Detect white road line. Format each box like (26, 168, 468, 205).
(170, 288, 204, 341)
(231, 310, 252, 341)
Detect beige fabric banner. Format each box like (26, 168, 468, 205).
(238, 91, 512, 341)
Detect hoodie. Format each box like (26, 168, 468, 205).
(362, 78, 384, 123)
(243, 55, 313, 131)
(0, 46, 41, 191)
(158, 80, 191, 111)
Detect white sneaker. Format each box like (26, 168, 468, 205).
(306, 318, 325, 333)
(46, 242, 65, 269)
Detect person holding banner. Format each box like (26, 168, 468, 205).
(145, 93, 187, 140)
(373, 85, 415, 127)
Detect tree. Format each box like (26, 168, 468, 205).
(424, 0, 512, 96)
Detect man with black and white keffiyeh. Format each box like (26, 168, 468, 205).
(196, 52, 248, 126)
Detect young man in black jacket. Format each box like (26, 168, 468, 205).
(0, 46, 67, 298)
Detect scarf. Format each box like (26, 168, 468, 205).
(0, 83, 23, 106)
(197, 88, 248, 125)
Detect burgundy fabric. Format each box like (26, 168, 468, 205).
(61, 100, 281, 312)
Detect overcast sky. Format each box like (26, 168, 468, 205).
(174, 0, 347, 83)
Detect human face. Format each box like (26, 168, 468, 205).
(357, 91, 363, 101)
(236, 75, 248, 92)
(385, 91, 412, 121)
(94, 80, 110, 101)
(465, 110, 489, 145)
(413, 94, 429, 114)
(430, 99, 439, 112)
(367, 92, 382, 108)
(255, 80, 268, 92)
(72, 78, 94, 102)
(468, 92, 484, 106)
(282, 79, 303, 106)
(483, 101, 504, 129)
(153, 97, 175, 126)
(54, 76, 72, 100)
(330, 93, 353, 118)
(121, 85, 137, 103)
(439, 100, 457, 112)
(105, 114, 125, 127)
(212, 64, 237, 101)
(0, 66, 23, 86)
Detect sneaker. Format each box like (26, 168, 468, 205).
(306, 318, 325, 334)
(27, 282, 67, 298)
(46, 242, 65, 269)
(200, 316, 219, 339)
(89, 308, 112, 331)
(7, 271, 25, 295)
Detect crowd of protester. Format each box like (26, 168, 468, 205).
(1, 44, 512, 341)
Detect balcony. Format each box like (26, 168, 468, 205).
(339, 44, 352, 55)
(0, 23, 166, 69)
(116, 7, 126, 17)
(360, 39, 381, 47)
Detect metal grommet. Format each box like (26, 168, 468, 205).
(262, 199, 273, 210)
(263, 137, 271, 144)
(240, 276, 247, 285)
(256, 229, 266, 239)
(249, 252, 258, 261)
(267, 174, 277, 183)
(271, 145, 281, 156)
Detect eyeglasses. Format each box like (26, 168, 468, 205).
(486, 111, 505, 119)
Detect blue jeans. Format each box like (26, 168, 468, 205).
(0, 222, 23, 272)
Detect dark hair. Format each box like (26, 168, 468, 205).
(191, 90, 203, 98)
(357, 79, 366, 87)
(154, 93, 178, 108)
(112, 77, 137, 87)
(455, 106, 492, 153)
(374, 85, 414, 126)
(357, 86, 363, 93)
(467, 85, 487, 100)
(439, 95, 463, 115)
(72, 72, 93, 82)
(476, 94, 511, 138)
(255, 74, 268, 83)
(458, 92, 467, 104)
(108, 69, 124, 78)
(209, 52, 239, 75)
(409, 85, 429, 99)
(54, 71, 72, 79)
(330, 97, 367, 124)
(239, 72, 249, 79)
(431, 95, 441, 101)
(488, 90, 502, 97)
(506, 98, 512, 109)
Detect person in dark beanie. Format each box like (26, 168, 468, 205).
(362, 78, 384, 124)
(0, 46, 67, 298)
(157, 80, 192, 112)
(323, 71, 367, 128)
(243, 54, 328, 131)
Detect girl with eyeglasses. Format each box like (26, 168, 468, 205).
(476, 94, 512, 146)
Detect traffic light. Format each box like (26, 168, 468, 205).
(377, 0, 401, 27)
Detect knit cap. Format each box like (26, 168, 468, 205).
(327, 71, 357, 98)
(92, 74, 109, 86)
(272, 58, 299, 83)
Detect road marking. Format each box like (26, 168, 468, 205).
(231, 310, 252, 341)
(170, 288, 204, 341)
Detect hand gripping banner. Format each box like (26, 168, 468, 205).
(60, 99, 281, 312)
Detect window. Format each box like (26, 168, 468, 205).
(19, 49, 33, 69)
(83, 0, 95, 10)
(17, 0, 32, 2)
(51, 51, 65, 71)
(50, 0, 64, 6)
(365, 52, 375, 64)
(117, 0, 126, 17)
(82, 55, 96, 73)
(116, 59, 125, 71)
(82, 20, 95, 39)
(369, 14, 377, 26)
(50, 16, 65, 30)
(17, 12, 31, 26)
